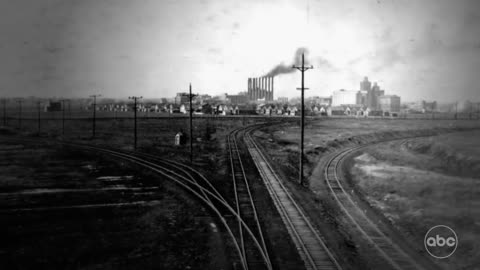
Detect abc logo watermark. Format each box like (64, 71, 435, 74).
(424, 225, 458, 259)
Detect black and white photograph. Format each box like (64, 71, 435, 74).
(1, 0, 479, 269)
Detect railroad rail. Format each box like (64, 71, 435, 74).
(324, 140, 438, 270)
(0, 137, 268, 270)
(227, 128, 272, 270)
(243, 126, 343, 270)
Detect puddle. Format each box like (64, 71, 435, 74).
(0, 144, 24, 151)
(0, 186, 159, 196)
(97, 176, 134, 182)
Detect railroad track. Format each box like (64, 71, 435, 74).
(227, 128, 272, 270)
(324, 140, 437, 270)
(243, 126, 343, 270)
(0, 137, 268, 270)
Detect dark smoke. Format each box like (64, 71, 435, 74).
(265, 47, 310, 77)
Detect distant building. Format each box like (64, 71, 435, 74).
(332, 89, 358, 106)
(227, 94, 248, 104)
(317, 97, 332, 106)
(367, 82, 385, 110)
(45, 101, 62, 112)
(277, 97, 289, 104)
(175, 92, 190, 104)
(378, 95, 401, 112)
(360, 76, 372, 92)
(356, 90, 368, 106)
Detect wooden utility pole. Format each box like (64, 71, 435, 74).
(37, 101, 41, 134)
(293, 53, 313, 186)
(2, 98, 7, 126)
(60, 99, 69, 135)
(16, 99, 22, 129)
(455, 102, 458, 120)
(129, 96, 142, 150)
(89, 94, 101, 138)
(182, 84, 198, 163)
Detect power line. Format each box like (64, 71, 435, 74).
(292, 53, 313, 186)
(129, 96, 142, 150)
(89, 94, 101, 138)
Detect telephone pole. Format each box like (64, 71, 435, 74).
(89, 94, 101, 138)
(129, 96, 142, 150)
(37, 101, 42, 134)
(2, 98, 6, 126)
(454, 102, 458, 120)
(293, 53, 313, 186)
(16, 99, 23, 129)
(182, 84, 198, 163)
(60, 99, 69, 135)
(477, 102, 480, 120)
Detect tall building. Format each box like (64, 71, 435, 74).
(367, 82, 385, 110)
(356, 90, 368, 106)
(360, 77, 371, 91)
(332, 89, 358, 106)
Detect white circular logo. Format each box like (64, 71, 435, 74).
(424, 225, 458, 259)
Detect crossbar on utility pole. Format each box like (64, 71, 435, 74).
(182, 84, 198, 163)
(292, 53, 313, 186)
(89, 94, 101, 138)
(129, 96, 142, 150)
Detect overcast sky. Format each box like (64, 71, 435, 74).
(0, 0, 479, 102)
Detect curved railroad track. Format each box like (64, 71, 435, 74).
(243, 126, 343, 270)
(324, 139, 440, 270)
(0, 137, 270, 270)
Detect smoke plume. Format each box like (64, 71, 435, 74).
(265, 47, 310, 77)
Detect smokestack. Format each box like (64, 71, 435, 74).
(266, 77, 270, 101)
(271, 76, 274, 101)
(262, 77, 265, 99)
(252, 78, 255, 100)
(247, 78, 251, 100)
(253, 78, 258, 100)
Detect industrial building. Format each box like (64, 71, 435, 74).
(359, 77, 386, 110)
(227, 94, 248, 104)
(332, 89, 358, 106)
(378, 95, 401, 112)
(247, 77, 274, 101)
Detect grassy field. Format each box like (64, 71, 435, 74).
(254, 118, 480, 269)
(347, 130, 480, 269)
(256, 118, 480, 184)
(0, 141, 227, 269)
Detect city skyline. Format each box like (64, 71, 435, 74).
(1, 0, 479, 103)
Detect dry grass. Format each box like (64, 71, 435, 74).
(350, 134, 480, 269)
